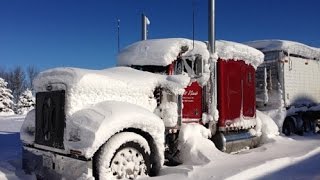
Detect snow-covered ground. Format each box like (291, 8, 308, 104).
(1, 115, 320, 180)
(0, 115, 34, 180)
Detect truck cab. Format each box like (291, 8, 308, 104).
(21, 38, 264, 179)
(118, 38, 264, 152)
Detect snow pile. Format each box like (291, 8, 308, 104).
(245, 39, 320, 60)
(0, 162, 34, 180)
(15, 89, 35, 115)
(34, 67, 189, 117)
(117, 38, 264, 69)
(256, 110, 279, 142)
(77, 173, 95, 180)
(20, 109, 35, 144)
(0, 78, 14, 116)
(177, 123, 225, 165)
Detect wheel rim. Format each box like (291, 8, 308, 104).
(110, 147, 147, 179)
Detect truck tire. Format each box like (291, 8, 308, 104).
(95, 132, 151, 180)
(282, 118, 295, 136)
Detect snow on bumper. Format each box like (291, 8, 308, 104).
(22, 146, 93, 179)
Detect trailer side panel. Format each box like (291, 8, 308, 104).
(283, 56, 320, 107)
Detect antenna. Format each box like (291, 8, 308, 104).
(141, 13, 146, 40)
(192, 0, 195, 49)
(117, 18, 120, 52)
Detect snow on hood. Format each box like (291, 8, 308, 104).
(117, 38, 264, 69)
(33, 66, 189, 116)
(66, 101, 165, 162)
(245, 40, 320, 60)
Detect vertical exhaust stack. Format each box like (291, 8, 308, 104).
(208, 0, 218, 122)
(208, 0, 215, 54)
(141, 13, 148, 40)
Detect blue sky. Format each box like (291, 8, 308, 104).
(0, 0, 319, 70)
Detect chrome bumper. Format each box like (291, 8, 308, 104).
(22, 146, 93, 179)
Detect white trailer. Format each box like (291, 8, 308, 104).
(246, 40, 320, 135)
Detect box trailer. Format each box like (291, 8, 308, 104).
(246, 40, 320, 135)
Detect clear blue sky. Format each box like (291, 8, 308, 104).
(1, 0, 319, 70)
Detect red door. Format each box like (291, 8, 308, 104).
(241, 65, 256, 117)
(182, 81, 202, 123)
(218, 60, 242, 127)
(217, 60, 256, 128)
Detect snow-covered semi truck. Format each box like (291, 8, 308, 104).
(20, 38, 263, 179)
(245, 40, 320, 135)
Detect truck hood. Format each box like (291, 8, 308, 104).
(33, 66, 190, 116)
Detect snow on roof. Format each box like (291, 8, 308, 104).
(245, 40, 320, 60)
(34, 67, 189, 116)
(216, 40, 264, 68)
(117, 38, 264, 69)
(117, 38, 210, 66)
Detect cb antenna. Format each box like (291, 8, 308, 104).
(192, 0, 195, 49)
(117, 18, 120, 52)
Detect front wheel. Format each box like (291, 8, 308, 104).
(95, 132, 151, 180)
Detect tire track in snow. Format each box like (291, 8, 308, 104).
(226, 147, 320, 180)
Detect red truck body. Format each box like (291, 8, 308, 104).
(217, 60, 256, 129)
(172, 60, 256, 130)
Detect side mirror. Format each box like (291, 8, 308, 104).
(195, 56, 203, 76)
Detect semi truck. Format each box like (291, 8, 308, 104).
(245, 40, 320, 136)
(20, 38, 264, 179)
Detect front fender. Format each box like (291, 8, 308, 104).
(65, 101, 165, 162)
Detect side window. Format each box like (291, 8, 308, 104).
(194, 56, 203, 76)
(174, 59, 183, 75)
(183, 59, 193, 73)
(175, 55, 203, 77)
